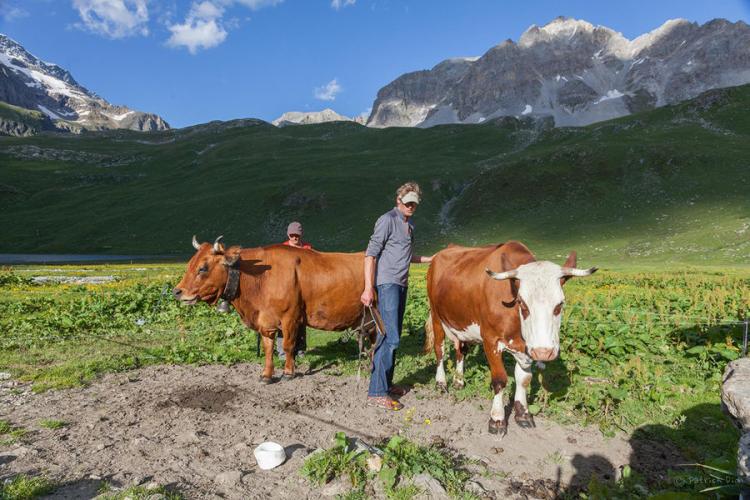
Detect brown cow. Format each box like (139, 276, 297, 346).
(173, 236, 368, 382)
(425, 241, 596, 436)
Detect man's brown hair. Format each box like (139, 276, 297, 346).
(396, 181, 421, 200)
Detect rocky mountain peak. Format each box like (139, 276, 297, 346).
(0, 33, 168, 135)
(367, 17, 750, 129)
(272, 108, 359, 126)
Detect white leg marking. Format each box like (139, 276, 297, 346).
(456, 357, 464, 378)
(490, 391, 505, 421)
(514, 361, 533, 408)
(436, 358, 446, 385)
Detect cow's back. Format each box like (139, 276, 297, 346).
(427, 241, 535, 336)
(268, 246, 365, 331)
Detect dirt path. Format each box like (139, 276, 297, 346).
(1, 364, 633, 499)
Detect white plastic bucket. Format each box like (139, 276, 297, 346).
(253, 441, 286, 470)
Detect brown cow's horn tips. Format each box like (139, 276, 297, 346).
(192, 235, 200, 250)
(213, 235, 224, 253)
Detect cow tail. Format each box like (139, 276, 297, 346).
(423, 311, 434, 355)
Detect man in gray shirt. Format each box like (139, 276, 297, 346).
(361, 182, 433, 411)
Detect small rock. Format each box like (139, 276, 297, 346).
(95, 443, 106, 451)
(214, 470, 242, 487)
(0, 372, 11, 380)
(430, 436, 446, 448)
(566, 436, 577, 444)
(176, 431, 200, 444)
(465, 480, 486, 496)
(366, 454, 382, 472)
(411, 473, 448, 499)
(491, 447, 504, 454)
(321, 477, 351, 497)
(144, 482, 161, 491)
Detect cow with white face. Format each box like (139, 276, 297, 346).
(425, 241, 596, 436)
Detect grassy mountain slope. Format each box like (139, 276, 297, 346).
(0, 86, 749, 265)
(0, 101, 52, 136)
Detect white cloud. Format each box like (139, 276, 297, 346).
(192, 0, 223, 19)
(166, 0, 281, 54)
(72, 0, 149, 38)
(0, 3, 29, 22)
(331, 0, 355, 10)
(167, 19, 227, 54)
(234, 0, 284, 9)
(314, 78, 342, 101)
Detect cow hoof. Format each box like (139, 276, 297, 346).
(281, 372, 298, 381)
(514, 402, 535, 428)
(515, 414, 536, 429)
(452, 379, 465, 389)
(488, 419, 507, 436)
(260, 376, 273, 385)
(436, 382, 448, 393)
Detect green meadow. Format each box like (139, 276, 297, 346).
(2, 84, 750, 497)
(1, 263, 748, 496)
(0, 85, 749, 266)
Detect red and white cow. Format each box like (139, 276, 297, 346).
(425, 241, 596, 436)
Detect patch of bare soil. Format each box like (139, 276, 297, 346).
(1, 364, 634, 499)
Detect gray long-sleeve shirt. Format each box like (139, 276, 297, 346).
(365, 207, 414, 287)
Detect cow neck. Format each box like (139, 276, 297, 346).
(221, 262, 241, 302)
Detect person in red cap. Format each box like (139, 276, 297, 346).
(276, 221, 313, 359)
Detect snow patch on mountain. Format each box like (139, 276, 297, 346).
(0, 33, 169, 134)
(368, 17, 750, 128)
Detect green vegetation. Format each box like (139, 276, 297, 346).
(0, 419, 28, 446)
(301, 432, 472, 498)
(0, 475, 54, 500)
(96, 484, 183, 500)
(1, 85, 749, 265)
(1, 262, 746, 496)
(38, 419, 67, 430)
(0, 101, 50, 135)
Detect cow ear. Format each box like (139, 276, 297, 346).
(561, 251, 577, 285)
(223, 248, 240, 267)
(563, 251, 577, 268)
(501, 253, 513, 272)
(499, 253, 520, 307)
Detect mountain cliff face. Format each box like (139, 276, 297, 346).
(272, 108, 361, 126)
(271, 108, 367, 127)
(0, 34, 169, 135)
(367, 18, 750, 128)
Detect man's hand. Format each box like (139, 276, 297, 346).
(361, 287, 375, 306)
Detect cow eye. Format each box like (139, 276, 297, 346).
(198, 264, 209, 274)
(553, 302, 564, 316)
(519, 299, 530, 319)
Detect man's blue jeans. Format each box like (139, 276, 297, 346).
(368, 283, 407, 397)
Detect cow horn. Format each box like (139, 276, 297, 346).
(213, 235, 224, 253)
(561, 267, 598, 277)
(486, 267, 518, 280)
(192, 235, 200, 250)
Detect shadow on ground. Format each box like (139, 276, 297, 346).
(552, 402, 741, 497)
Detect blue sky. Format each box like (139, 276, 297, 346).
(1, 0, 748, 128)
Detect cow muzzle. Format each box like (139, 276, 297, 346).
(529, 347, 558, 361)
(173, 287, 198, 305)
